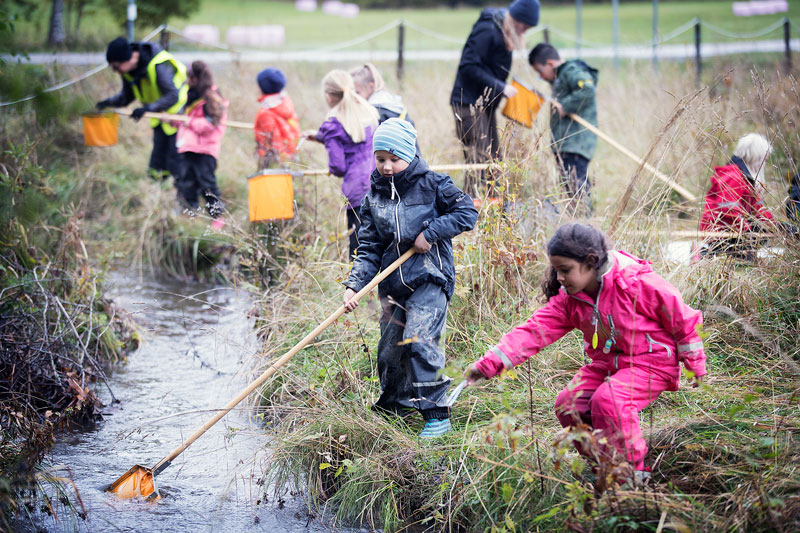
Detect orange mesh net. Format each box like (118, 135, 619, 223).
(501, 80, 545, 129)
(248, 172, 295, 221)
(82, 112, 120, 147)
(106, 465, 160, 500)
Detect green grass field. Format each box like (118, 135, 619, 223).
(6, 1, 800, 52)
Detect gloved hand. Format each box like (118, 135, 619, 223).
(131, 107, 148, 121)
(95, 99, 110, 110)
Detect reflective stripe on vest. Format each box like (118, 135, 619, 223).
(124, 50, 188, 135)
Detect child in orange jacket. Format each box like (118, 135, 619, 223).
(254, 68, 301, 169)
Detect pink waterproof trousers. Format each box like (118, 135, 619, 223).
(555, 362, 676, 471)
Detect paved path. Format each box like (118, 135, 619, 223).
(5, 38, 797, 65)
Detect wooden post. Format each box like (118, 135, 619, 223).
(543, 26, 550, 44)
(784, 18, 791, 72)
(397, 20, 405, 84)
(652, 0, 659, 70)
(694, 18, 701, 86)
(160, 24, 170, 50)
(612, 0, 620, 68)
(576, 0, 583, 57)
(126, 0, 136, 41)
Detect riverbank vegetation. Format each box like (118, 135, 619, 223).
(1, 48, 798, 530)
(0, 78, 140, 526)
(249, 62, 799, 530)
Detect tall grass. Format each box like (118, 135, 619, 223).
(4, 49, 799, 530)
(241, 59, 800, 531)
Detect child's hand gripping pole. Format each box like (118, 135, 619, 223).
(463, 363, 488, 386)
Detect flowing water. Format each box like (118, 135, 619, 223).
(25, 274, 334, 532)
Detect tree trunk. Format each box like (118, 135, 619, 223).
(47, 0, 66, 47)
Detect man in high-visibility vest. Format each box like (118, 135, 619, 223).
(97, 37, 188, 182)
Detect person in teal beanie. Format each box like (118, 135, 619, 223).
(342, 118, 478, 438)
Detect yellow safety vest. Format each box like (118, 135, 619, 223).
(124, 50, 188, 135)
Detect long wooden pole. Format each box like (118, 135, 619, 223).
(568, 113, 697, 202)
(114, 107, 253, 130)
(294, 163, 499, 177)
(150, 248, 415, 475)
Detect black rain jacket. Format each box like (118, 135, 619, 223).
(450, 8, 511, 111)
(345, 157, 478, 300)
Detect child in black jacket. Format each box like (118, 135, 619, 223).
(342, 118, 478, 438)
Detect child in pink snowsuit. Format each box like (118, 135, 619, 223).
(465, 223, 707, 472)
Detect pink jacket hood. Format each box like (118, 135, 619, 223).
(475, 251, 707, 388)
(177, 92, 228, 159)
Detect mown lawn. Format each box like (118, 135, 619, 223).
(5, 1, 800, 51)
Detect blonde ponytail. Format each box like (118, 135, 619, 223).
(350, 63, 386, 94)
(322, 69, 379, 144)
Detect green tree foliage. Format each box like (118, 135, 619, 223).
(104, 0, 200, 29)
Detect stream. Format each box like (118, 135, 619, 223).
(25, 273, 335, 532)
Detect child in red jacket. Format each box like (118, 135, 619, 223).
(465, 223, 706, 480)
(254, 68, 301, 170)
(698, 133, 776, 257)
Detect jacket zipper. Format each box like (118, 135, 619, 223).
(645, 334, 672, 358)
(568, 276, 608, 352)
(391, 177, 413, 291)
(434, 242, 443, 269)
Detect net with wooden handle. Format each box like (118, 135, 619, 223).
(151, 248, 416, 475)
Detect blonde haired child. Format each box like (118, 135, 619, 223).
(305, 69, 379, 259)
(698, 133, 777, 258)
(350, 63, 414, 126)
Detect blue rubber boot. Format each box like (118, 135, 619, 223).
(419, 418, 451, 438)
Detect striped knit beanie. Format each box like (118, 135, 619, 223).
(372, 117, 417, 163)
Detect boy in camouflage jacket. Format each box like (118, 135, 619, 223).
(529, 43, 598, 214)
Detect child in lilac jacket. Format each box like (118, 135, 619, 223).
(465, 223, 707, 477)
(305, 69, 378, 260)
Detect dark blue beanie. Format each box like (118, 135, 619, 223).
(257, 68, 286, 95)
(509, 0, 540, 27)
(106, 37, 133, 63)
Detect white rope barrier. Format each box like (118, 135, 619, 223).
(701, 18, 786, 40)
(313, 19, 401, 52)
(403, 20, 464, 45)
(164, 25, 242, 56)
(0, 24, 166, 108)
(658, 18, 701, 44)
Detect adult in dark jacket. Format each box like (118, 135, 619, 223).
(450, 0, 540, 196)
(529, 43, 598, 214)
(343, 119, 478, 438)
(97, 38, 188, 182)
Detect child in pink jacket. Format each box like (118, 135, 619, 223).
(176, 61, 228, 227)
(465, 223, 707, 477)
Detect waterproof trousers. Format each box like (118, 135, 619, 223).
(452, 103, 501, 197)
(178, 152, 224, 218)
(149, 127, 185, 181)
(554, 361, 674, 471)
(374, 283, 451, 421)
(555, 151, 593, 216)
